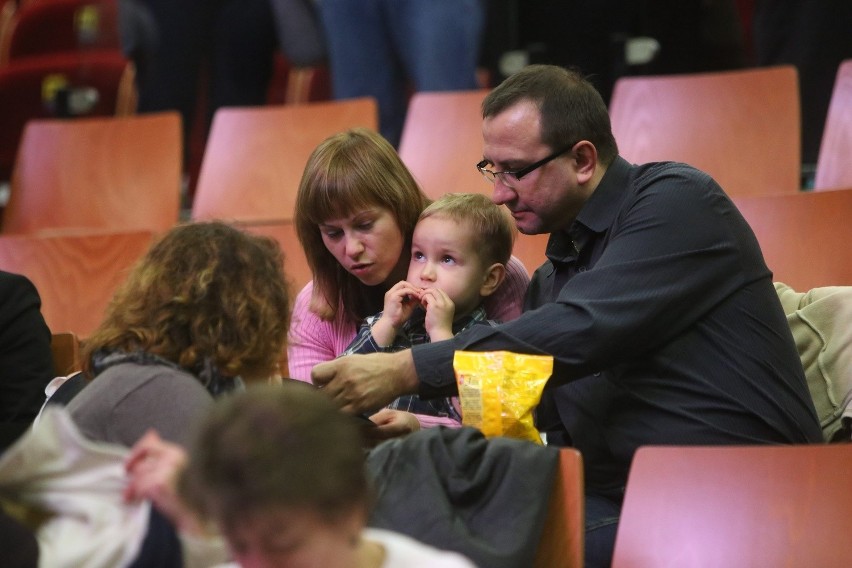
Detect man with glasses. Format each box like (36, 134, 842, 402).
(313, 64, 822, 567)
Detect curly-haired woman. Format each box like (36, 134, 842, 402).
(67, 221, 290, 449)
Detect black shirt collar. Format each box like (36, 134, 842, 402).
(547, 156, 633, 262)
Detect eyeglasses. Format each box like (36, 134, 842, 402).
(476, 143, 576, 185)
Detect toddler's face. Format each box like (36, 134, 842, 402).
(407, 216, 487, 317)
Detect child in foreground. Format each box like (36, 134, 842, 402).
(178, 382, 477, 567)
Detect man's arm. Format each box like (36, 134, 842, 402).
(312, 165, 767, 411)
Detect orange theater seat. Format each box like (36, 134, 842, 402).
(612, 444, 852, 568)
(3, 112, 181, 235)
(0, 230, 155, 338)
(398, 89, 490, 200)
(610, 66, 801, 197)
(732, 188, 852, 289)
(191, 97, 377, 223)
(533, 447, 585, 568)
(814, 59, 852, 191)
(0, 50, 135, 181)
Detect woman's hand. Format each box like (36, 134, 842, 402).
(124, 430, 205, 536)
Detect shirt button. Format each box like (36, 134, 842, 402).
(593, 372, 601, 377)
(578, 266, 587, 272)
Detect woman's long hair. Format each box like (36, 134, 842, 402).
(294, 128, 429, 323)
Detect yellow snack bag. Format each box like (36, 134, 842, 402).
(453, 351, 553, 444)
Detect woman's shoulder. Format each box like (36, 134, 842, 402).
(68, 361, 213, 447)
(289, 281, 326, 333)
(289, 281, 356, 340)
(68, 361, 208, 414)
(295, 280, 315, 300)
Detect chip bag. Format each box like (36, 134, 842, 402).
(453, 351, 553, 444)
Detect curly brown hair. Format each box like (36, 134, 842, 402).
(82, 221, 290, 380)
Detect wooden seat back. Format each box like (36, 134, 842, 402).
(192, 97, 378, 223)
(732, 188, 852, 289)
(4, 112, 180, 235)
(0, 230, 155, 338)
(610, 66, 801, 197)
(612, 444, 852, 567)
(814, 59, 852, 191)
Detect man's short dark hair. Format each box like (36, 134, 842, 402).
(482, 64, 618, 166)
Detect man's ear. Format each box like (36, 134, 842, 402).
(479, 262, 507, 298)
(573, 141, 599, 184)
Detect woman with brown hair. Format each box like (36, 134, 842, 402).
(67, 220, 290, 449)
(288, 128, 529, 438)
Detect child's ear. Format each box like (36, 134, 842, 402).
(479, 262, 506, 298)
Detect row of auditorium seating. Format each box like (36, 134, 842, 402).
(2, 1, 849, 198)
(1, 59, 851, 342)
(404, 63, 852, 199)
(0, 0, 331, 186)
(2, 94, 379, 235)
(530, 442, 852, 567)
(2, 3, 849, 202)
(0, 1, 158, 343)
(0, 0, 135, 181)
(0, 96, 379, 348)
(3, 2, 849, 201)
(5, 184, 848, 343)
(0, 0, 149, 348)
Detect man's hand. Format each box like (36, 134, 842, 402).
(311, 350, 419, 414)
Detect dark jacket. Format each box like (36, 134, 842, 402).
(366, 427, 558, 568)
(0, 271, 54, 451)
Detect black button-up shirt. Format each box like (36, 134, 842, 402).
(412, 156, 822, 491)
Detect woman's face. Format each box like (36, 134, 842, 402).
(226, 507, 364, 568)
(319, 207, 407, 287)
